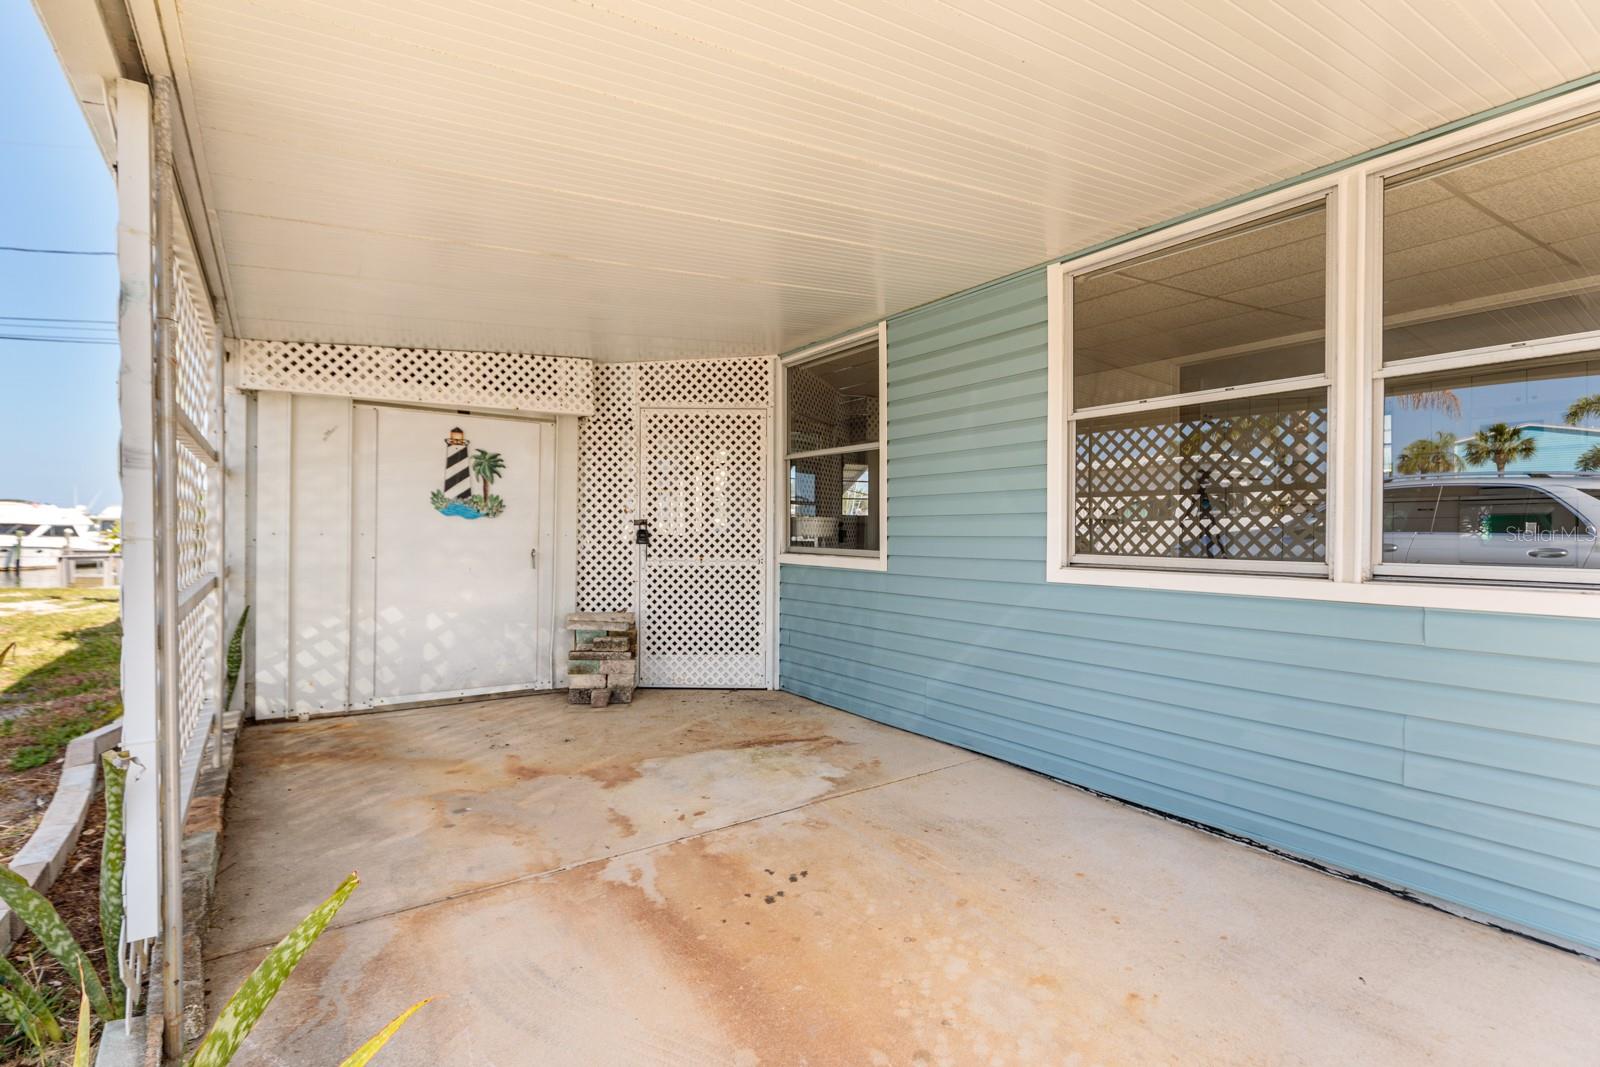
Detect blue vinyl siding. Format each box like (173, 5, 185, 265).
(778, 269, 1600, 953)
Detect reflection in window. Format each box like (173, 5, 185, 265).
(788, 451, 879, 552)
(1073, 204, 1326, 409)
(1384, 116, 1600, 362)
(783, 333, 884, 559)
(1074, 391, 1327, 562)
(1381, 355, 1600, 569)
(786, 340, 879, 454)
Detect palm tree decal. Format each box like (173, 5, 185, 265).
(471, 449, 506, 499)
(1462, 422, 1537, 473)
(464, 449, 508, 518)
(1396, 431, 1463, 475)
(1565, 393, 1600, 471)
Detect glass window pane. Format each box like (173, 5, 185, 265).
(1382, 485, 1442, 533)
(787, 340, 880, 453)
(788, 450, 879, 552)
(1072, 204, 1326, 409)
(1384, 116, 1600, 362)
(1381, 354, 1600, 568)
(1384, 355, 1600, 476)
(1074, 390, 1328, 563)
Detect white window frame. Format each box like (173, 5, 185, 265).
(1046, 83, 1600, 619)
(777, 322, 889, 571)
(1058, 187, 1340, 579)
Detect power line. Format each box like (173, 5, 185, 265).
(0, 245, 116, 257)
(0, 333, 119, 345)
(0, 315, 117, 325)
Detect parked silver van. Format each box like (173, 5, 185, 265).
(1381, 475, 1600, 569)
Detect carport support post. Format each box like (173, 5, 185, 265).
(152, 77, 186, 1063)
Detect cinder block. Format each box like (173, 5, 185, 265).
(570, 649, 632, 661)
(589, 687, 612, 708)
(602, 659, 636, 679)
(568, 688, 595, 705)
(569, 658, 602, 674)
(568, 673, 605, 688)
(611, 683, 635, 704)
(564, 612, 636, 631)
(593, 636, 632, 651)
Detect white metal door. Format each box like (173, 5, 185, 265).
(639, 408, 769, 687)
(356, 405, 551, 704)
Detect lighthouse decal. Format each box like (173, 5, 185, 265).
(430, 427, 507, 520)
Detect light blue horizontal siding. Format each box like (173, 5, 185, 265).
(779, 269, 1600, 953)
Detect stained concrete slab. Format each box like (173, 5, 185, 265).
(206, 691, 1600, 1066)
(207, 689, 973, 955)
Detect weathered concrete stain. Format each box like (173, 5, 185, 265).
(580, 820, 1089, 1067)
(605, 808, 637, 838)
(206, 690, 967, 958)
(205, 692, 1600, 1067)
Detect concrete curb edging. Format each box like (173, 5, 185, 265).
(1, 720, 123, 955)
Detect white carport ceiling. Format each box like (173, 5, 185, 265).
(165, 0, 1600, 361)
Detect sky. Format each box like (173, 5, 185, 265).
(1386, 355, 1600, 473)
(0, 0, 121, 510)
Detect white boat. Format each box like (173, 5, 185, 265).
(0, 500, 113, 570)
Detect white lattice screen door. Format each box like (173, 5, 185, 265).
(638, 408, 769, 688)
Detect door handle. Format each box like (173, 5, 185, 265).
(530, 548, 538, 569)
(1382, 543, 1398, 553)
(1527, 548, 1567, 559)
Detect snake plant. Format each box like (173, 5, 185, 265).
(99, 750, 127, 1005)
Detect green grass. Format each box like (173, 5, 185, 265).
(0, 590, 121, 773)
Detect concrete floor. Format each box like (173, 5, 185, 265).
(206, 690, 1600, 1066)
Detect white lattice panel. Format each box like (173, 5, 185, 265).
(637, 356, 771, 408)
(577, 363, 637, 612)
(174, 444, 212, 592)
(237, 339, 595, 415)
(165, 194, 225, 800)
(176, 587, 218, 753)
(640, 565, 766, 688)
(172, 254, 217, 439)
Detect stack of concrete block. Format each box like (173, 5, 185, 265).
(566, 611, 637, 707)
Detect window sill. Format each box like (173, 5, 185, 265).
(779, 551, 887, 572)
(1045, 563, 1600, 619)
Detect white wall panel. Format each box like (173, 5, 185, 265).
(287, 395, 353, 715)
(251, 391, 293, 719)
